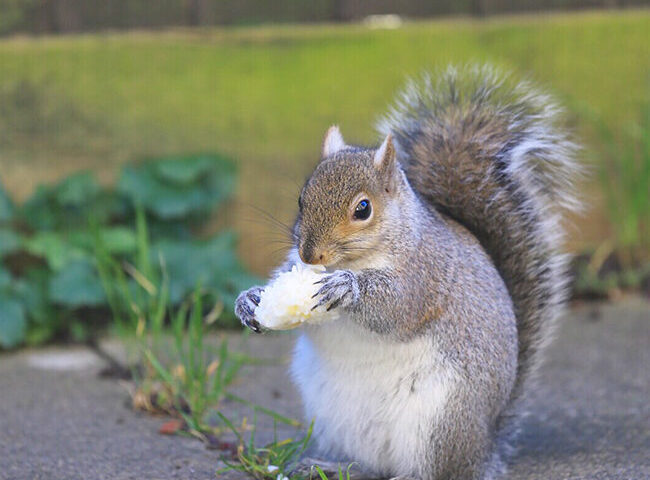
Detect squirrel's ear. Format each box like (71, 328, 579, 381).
(322, 125, 346, 158)
(373, 134, 396, 172)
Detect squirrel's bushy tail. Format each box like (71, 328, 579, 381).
(378, 64, 581, 460)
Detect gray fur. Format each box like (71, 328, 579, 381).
(378, 64, 582, 466)
(235, 64, 580, 479)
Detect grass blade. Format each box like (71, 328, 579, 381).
(225, 392, 301, 427)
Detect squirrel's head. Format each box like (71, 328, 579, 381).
(295, 126, 406, 268)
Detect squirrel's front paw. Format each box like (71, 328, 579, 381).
(312, 270, 359, 312)
(235, 286, 264, 333)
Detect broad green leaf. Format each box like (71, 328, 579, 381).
(49, 259, 106, 307)
(118, 165, 205, 219)
(91, 191, 131, 224)
(13, 268, 52, 325)
(154, 155, 218, 185)
(0, 228, 21, 257)
(25, 231, 89, 270)
(0, 295, 26, 348)
(150, 232, 259, 305)
(20, 175, 123, 230)
(117, 155, 237, 220)
(55, 172, 100, 207)
(20, 185, 57, 230)
(69, 227, 136, 255)
(24, 227, 135, 269)
(147, 219, 193, 240)
(100, 227, 137, 254)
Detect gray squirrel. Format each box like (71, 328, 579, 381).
(235, 65, 580, 480)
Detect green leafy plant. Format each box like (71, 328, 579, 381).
(118, 154, 236, 221)
(0, 153, 256, 349)
(21, 172, 124, 231)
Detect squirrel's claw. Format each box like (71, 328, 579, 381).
(235, 286, 264, 333)
(311, 270, 359, 312)
(326, 299, 342, 311)
(249, 292, 261, 306)
(244, 317, 262, 333)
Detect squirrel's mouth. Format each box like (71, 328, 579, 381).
(319, 253, 345, 271)
(325, 253, 365, 272)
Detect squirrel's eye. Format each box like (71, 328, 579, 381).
(353, 199, 372, 221)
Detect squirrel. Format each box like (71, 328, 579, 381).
(235, 65, 580, 480)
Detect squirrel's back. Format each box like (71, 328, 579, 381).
(378, 64, 581, 457)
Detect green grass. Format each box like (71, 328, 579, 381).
(218, 415, 356, 480)
(95, 208, 315, 477)
(95, 206, 264, 424)
(596, 103, 650, 263)
(0, 10, 649, 271)
(218, 415, 314, 480)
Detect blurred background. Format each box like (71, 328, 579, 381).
(0, 1, 648, 349)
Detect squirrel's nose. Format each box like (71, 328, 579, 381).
(299, 241, 326, 265)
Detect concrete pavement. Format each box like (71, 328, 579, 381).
(0, 301, 648, 479)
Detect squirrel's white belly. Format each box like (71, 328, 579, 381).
(291, 318, 458, 477)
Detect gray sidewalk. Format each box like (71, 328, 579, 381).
(1, 302, 648, 480)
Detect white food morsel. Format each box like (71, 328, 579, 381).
(256, 263, 339, 330)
